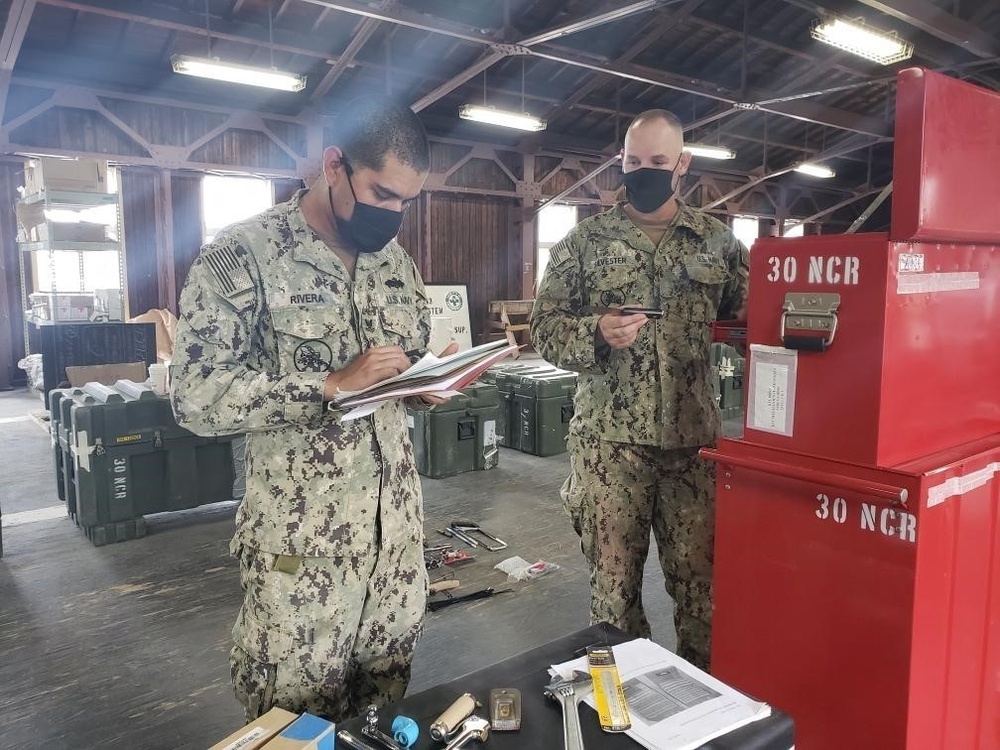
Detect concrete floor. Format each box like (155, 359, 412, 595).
(0, 387, 678, 749)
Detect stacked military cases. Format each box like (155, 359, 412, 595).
(481, 362, 578, 457)
(710, 343, 745, 422)
(406, 383, 501, 478)
(48, 379, 241, 545)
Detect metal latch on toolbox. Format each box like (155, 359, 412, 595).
(780, 292, 841, 352)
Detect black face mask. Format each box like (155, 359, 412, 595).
(622, 156, 682, 214)
(330, 160, 404, 253)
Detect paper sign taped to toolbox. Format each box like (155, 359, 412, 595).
(747, 345, 797, 437)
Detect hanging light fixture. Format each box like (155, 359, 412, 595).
(459, 58, 547, 132)
(810, 15, 914, 65)
(684, 144, 737, 160)
(458, 105, 547, 131)
(171, 55, 307, 91)
(795, 162, 836, 179)
(172, 1, 307, 92)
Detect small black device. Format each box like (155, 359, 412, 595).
(621, 307, 665, 319)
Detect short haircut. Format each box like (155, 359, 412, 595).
(331, 96, 430, 173)
(627, 108, 684, 139)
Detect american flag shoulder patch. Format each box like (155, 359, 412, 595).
(549, 245, 573, 267)
(203, 245, 254, 299)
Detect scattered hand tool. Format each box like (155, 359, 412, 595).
(427, 586, 512, 612)
(430, 692, 479, 741)
(428, 577, 461, 595)
(448, 521, 508, 551)
(336, 729, 378, 750)
(443, 716, 491, 749)
(545, 670, 594, 750)
(439, 526, 479, 548)
(361, 704, 406, 750)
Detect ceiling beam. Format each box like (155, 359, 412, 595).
(539, 0, 707, 124)
(1, 0, 37, 70)
(231, 0, 251, 17)
(689, 14, 872, 80)
(35, 0, 904, 141)
(410, 0, 664, 112)
(785, 185, 885, 227)
(412, 49, 507, 112)
(311, 0, 397, 100)
(856, 0, 999, 59)
(301, 0, 496, 45)
(517, 0, 664, 47)
(38, 0, 337, 60)
(274, 0, 295, 24)
(702, 132, 889, 209)
(0, 0, 37, 125)
(760, 99, 887, 138)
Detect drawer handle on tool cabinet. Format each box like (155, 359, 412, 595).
(699, 448, 909, 506)
(780, 292, 840, 352)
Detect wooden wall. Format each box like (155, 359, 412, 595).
(422, 193, 520, 342)
(121, 167, 204, 317)
(0, 160, 26, 388)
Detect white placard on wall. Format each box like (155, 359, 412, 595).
(425, 284, 473, 352)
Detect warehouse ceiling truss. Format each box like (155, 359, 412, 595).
(0, 0, 998, 229)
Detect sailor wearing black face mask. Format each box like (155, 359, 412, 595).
(172, 96, 458, 726)
(530, 109, 750, 672)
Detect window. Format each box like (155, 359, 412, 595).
(732, 215, 761, 250)
(536, 203, 578, 287)
(202, 175, 273, 244)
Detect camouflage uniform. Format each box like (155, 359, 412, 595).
(530, 202, 748, 669)
(170, 190, 429, 721)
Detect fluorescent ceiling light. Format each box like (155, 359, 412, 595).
(459, 104, 547, 132)
(171, 54, 306, 92)
(685, 143, 736, 160)
(811, 16, 914, 65)
(795, 162, 836, 179)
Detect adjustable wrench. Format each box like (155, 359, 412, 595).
(544, 670, 594, 750)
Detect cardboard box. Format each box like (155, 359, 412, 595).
(23, 157, 109, 194)
(29, 292, 95, 322)
(22, 222, 108, 244)
(65, 362, 148, 387)
(208, 708, 298, 750)
(94, 288, 123, 321)
(263, 714, 336, 749)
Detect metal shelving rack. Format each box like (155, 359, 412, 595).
(16, 187, 126, 354)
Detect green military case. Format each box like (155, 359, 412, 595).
(407, 383, 500, 479)
(509, 370, 578, 457)
(50, 387, 100, 520)
(60, 380, 238, 545)
(483, 362, 560, 448)
(711, 343, 746, 421)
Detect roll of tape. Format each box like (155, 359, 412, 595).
(391, 715, 419, 748)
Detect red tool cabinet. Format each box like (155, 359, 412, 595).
(704, 68, 1000, 750)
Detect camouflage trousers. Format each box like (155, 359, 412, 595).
(230, 540, 426, 723)
(562, 433, 716, 671)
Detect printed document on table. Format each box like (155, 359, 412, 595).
(550, 638, 771, 750)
